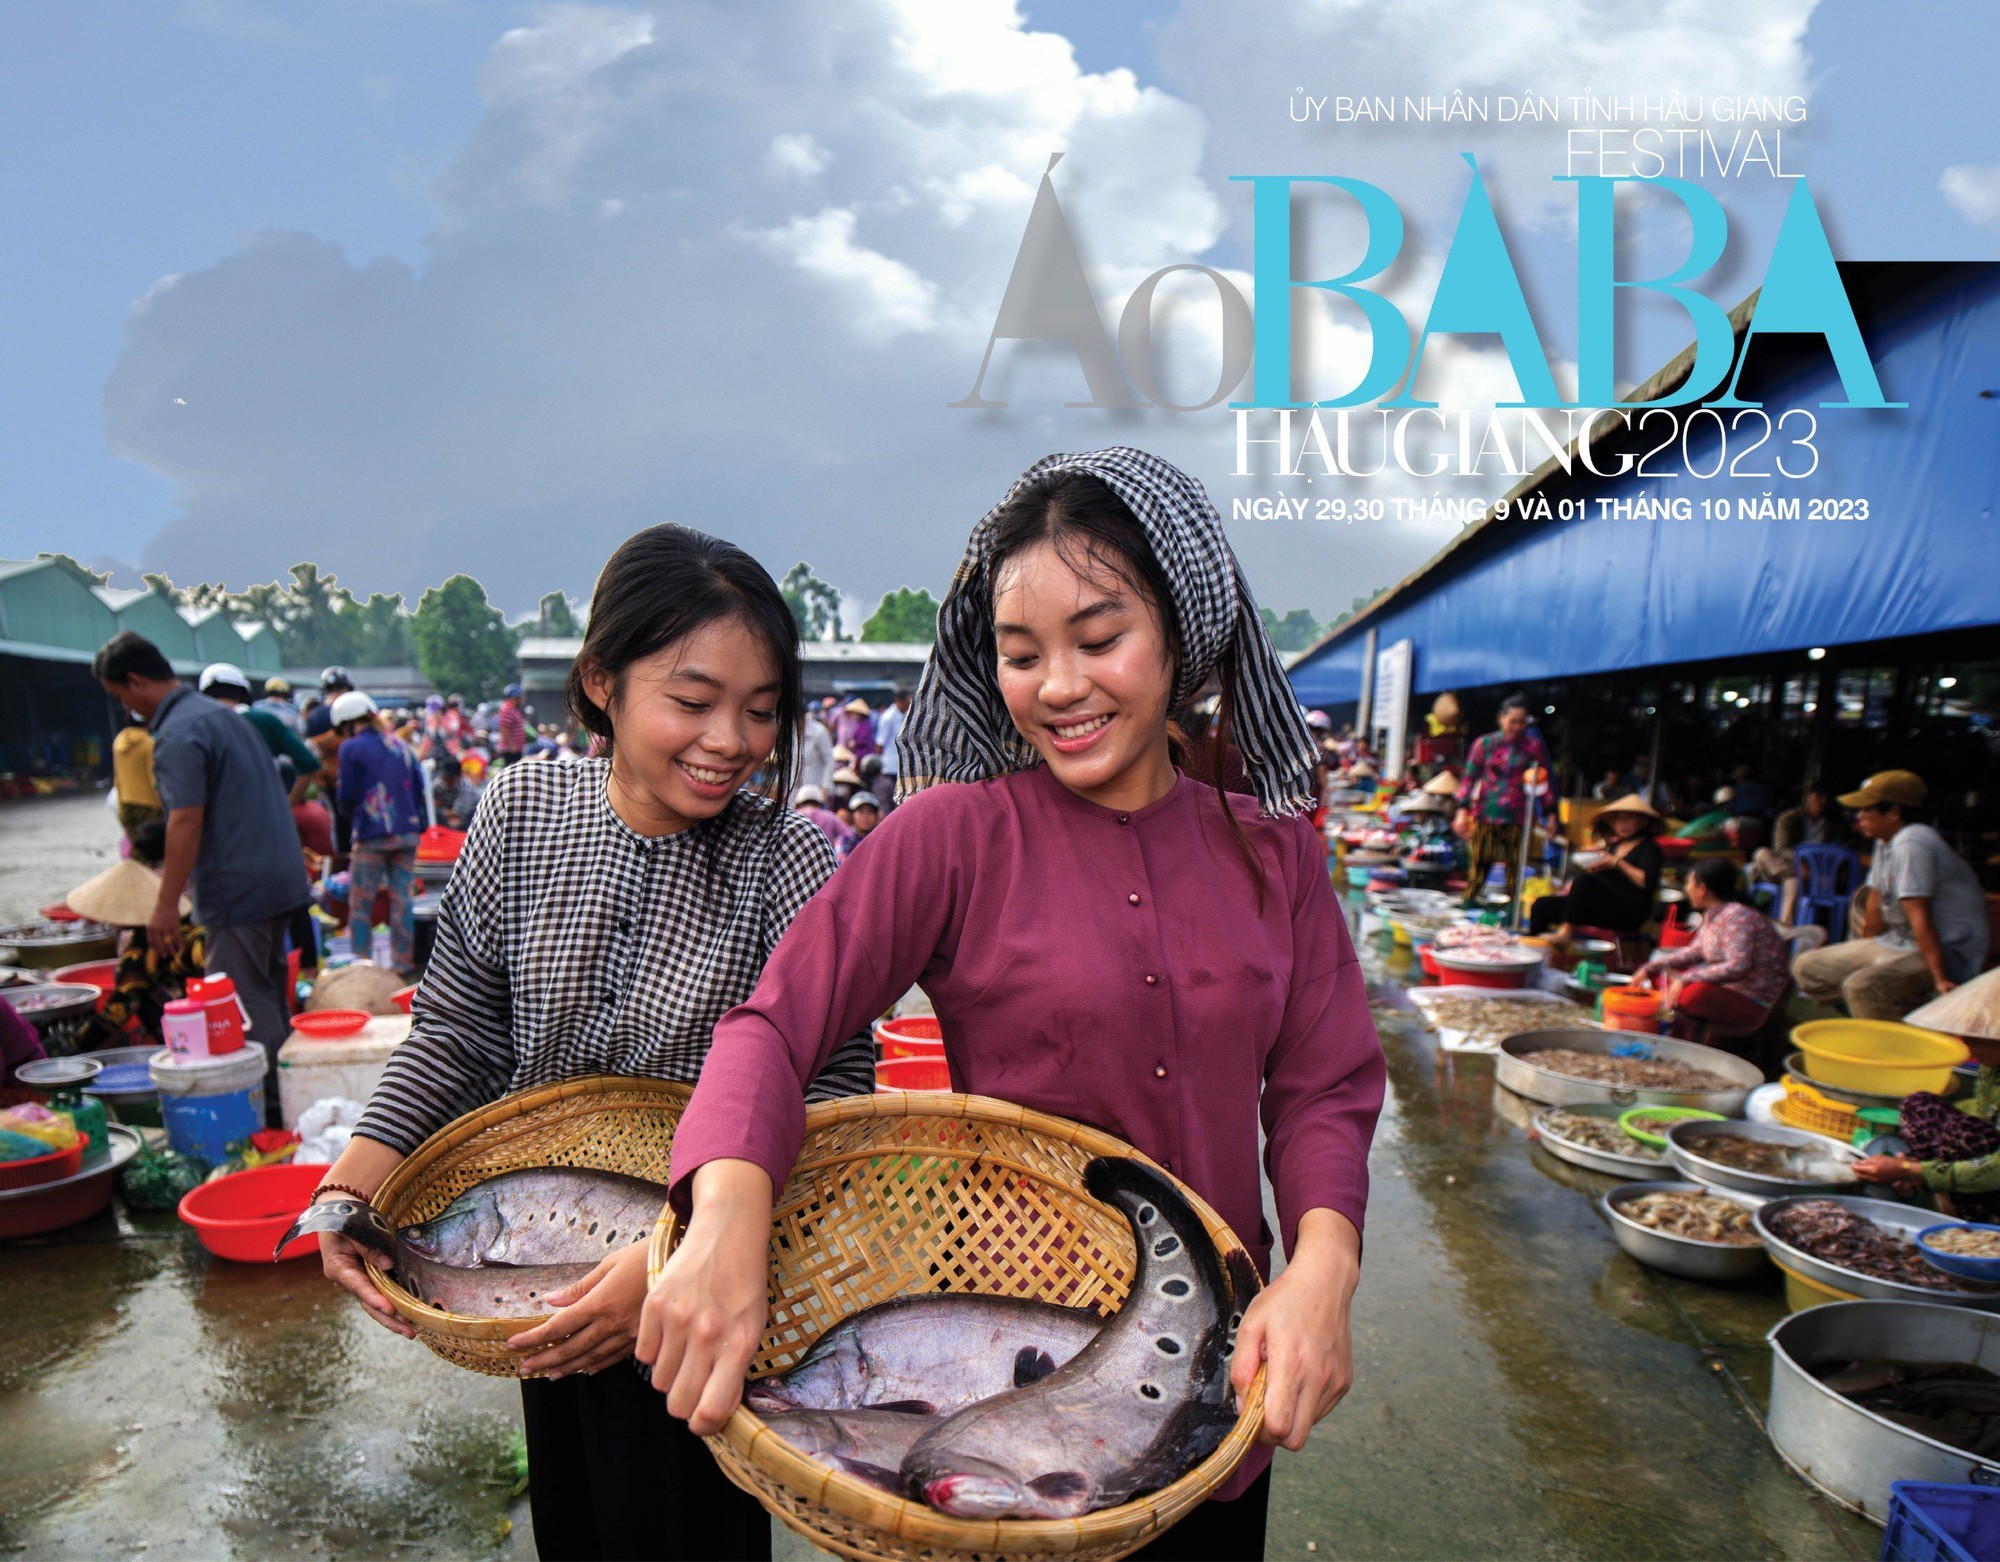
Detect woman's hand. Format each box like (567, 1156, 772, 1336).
(1232, 1209, 1359, 1452)
(508, 1243, 651, 1378)
(319, 1223, 417, 1338)
(635, 1159, 774, 1435)
(1854, 1154, 1922, 1186)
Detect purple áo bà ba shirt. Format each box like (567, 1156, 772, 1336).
(669, 762, 1385, 1499)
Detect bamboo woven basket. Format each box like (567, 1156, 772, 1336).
(368, 1075, 687, 1374)
(646, 1090, 1267, 1562)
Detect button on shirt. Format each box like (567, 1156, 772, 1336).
(149, 686, 310, 930)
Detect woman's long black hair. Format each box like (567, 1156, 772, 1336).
(983, 471, 1264, 890)
(566, 523, 802, 831)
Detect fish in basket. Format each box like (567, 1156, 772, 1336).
(649, 1090, 1269, 1562)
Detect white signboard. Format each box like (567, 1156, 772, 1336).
(1372, 638, 1413, 780)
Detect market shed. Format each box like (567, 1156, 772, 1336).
(94, 587, 200, 673)
(231, 621, 283, 676)
(0, 556, 123, 777)
(1287, 263, 2000, 809)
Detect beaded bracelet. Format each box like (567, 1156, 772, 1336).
(314, 1181, 374, 1203)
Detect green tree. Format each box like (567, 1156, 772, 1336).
(860, 586, 941, 643)
(780, 563, 844, 642)
(536, 590, 582, 638)
(1259, 606, 1324, 653)
(351, 592, 413, 664)
(275, 563, 360, 664)
(412, 575, 519, 700)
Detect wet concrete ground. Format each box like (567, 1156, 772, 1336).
(0, 794, 1878, 1559)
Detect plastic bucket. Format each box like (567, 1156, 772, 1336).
(876, 1054, 951, 1091)
(873, 1014, 943, 1060)
(149, 1042, 266, 1167)
(1602, 987, 1664, 1033)
(186, 975, 247, 1054)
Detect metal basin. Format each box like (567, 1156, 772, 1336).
(1767, 1299, 2000, 1523)
(1496, 1029, 1762, 1114)
(1755, 1195, 2000, 1309)
(1602, 1180, 1770, 1281)
(1667, 1119, 1866, 1198)
(1532, 1104, 1668, 1181)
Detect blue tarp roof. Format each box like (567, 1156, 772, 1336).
(1289, 266, 2000, 707)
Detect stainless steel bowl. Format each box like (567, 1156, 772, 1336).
(1496, 1029, 1763, 1114)
(1601, 1180, 1770, 1281)
(1532, 1104, 1669, 1181)
(1754, 1195, 2000, 1309)
(1767, 1299, 2000, 1523)
(1667, 1119, 1866, 1198)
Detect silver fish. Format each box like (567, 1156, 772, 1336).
(277, 1168, 670, 1317)
(746, 1294, 1103, 1417)
(901, 1158, 1257, 1520)
(761, 1408, 937, 1491)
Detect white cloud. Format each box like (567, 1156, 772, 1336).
(766, 132, 831, 179)
(1940, 163, 2000, 231)
(748, 208, 939, 340)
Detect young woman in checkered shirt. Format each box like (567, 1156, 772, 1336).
(307, 524, 872, 1561)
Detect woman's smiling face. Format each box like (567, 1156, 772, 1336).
(992, 538, 1177, 813)
(586, 615, 782, 834)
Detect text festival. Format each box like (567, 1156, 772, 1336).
(952, 155, 1898, 480)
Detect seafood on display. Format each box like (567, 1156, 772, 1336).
(1538, 1109, 1663, 1161)
(1927, 1227, 2000, 1259)
(1432, 942, 1540, 966)
(277, 1167, 670, 1314)
(1434, 924, 1516, 951)
(1811, 1358, 2000, 1460)
(746, 1295, 1103, 1417)
(756, 1157, 1258, 1520)
(1619, 1191, 1760, 1244)
(1690, 1134, 1856, 1184)
(1763, 1199, 1960, 1290)
(1412, 996, 1577, 1050)
(1528, 1049, 1733, 1092)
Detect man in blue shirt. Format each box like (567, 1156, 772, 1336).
(95, 632, 308, 1114)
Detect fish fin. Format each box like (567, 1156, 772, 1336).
(1013, 1347, 1059, 1388)
(832, 1459, 907, 1492)
(1224, 1248, 1262, 1314)
(1028, 1471, 1092, 1502)
(274, 1198, 397, 1262)
(869, 1399, 937, 1416)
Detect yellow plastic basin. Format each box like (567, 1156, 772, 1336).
(1792, 1019, 1969, 1098)
(1773, 1257, 1859, 1312)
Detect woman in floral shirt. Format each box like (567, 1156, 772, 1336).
(1638, 859, 1790, 1039)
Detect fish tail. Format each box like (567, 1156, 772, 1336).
(1082, 1157, 1230, 1306)
(1223, 1249, 1262, 1320)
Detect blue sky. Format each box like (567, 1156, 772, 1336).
(2, 1, 1996, 619)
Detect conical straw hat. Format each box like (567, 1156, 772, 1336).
(67, 859, 180, 927)
(1907, 968, 2000, 1044)
(1422, 771, 1460, 797)
(1594, 793, 1663, 826)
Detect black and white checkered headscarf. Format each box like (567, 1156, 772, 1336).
(895, 446, 1319, 817)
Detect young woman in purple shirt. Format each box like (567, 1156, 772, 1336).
(639, 448, 1385, 1559)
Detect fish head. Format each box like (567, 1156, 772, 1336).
(921, 1459, 1093, 1521)
(745, 1380, 799, 1416)
(401, 1188, 505, 1263)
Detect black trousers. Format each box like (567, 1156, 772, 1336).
(521, 1367, 770, 1562)
(1528, 872, 1651, 935)
(1129, 1467, 1271, 1562)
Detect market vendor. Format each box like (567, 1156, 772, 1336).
(640, 448, 1385, 1562)
(1455, 695, 1552, 906)
(1853, 969, 2000, 1220)
(304, 525, 875, 1562)
(66, 824, 205, 1053)
(1634, 860, 1789, 1042)
(1527, 793, 1664, 939)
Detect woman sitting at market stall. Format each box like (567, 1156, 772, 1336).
(67, 822, 205, 1053)
(1633, 859, 1791, 1042)
(304, 524, 875, 1562)
(1527, 794, 1665, 939)
(1853, 969, 2000, 1220)
(640, 448, 1385, 1562)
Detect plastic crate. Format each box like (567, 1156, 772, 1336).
(1883, 1481, 2000, 1562)
(1775, 1076, 1863, 1141)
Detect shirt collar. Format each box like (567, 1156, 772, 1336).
(149, 684, 193, 734)
(1025, 757, 1194, 825)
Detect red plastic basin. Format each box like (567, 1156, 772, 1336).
(875, 1014, 943, 1060)
(0, 1133, 85, 1190)
(178, 1163, 324, 1262)
(876, 1054, 951, 1091)
(290, 1008, 371, 1039)
(52, 960, 119, 1012)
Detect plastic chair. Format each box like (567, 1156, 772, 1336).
(1793, 844, 1862, 944)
